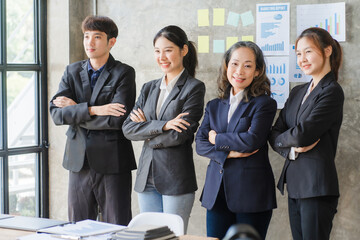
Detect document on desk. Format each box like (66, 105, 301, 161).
(17, 232, 113, 240)
(37, 219, 125, 237)
(0, 214, 13, 220)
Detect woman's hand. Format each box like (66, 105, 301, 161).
(208, 130, 217, 145)
(227, 149, 259, 158)
(130, 108, 147, 122)
(163, 112, 190, 132)
(294, 139, 320, 153)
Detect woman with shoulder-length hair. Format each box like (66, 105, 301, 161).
(269, 27, 344, 240)
(122, 25, 205, 233)
(196, 41, 277, 240)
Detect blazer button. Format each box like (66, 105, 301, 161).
(277, 142, 282, 147)
(220, 169, 223, 174)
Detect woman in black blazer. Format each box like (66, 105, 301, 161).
(122, 25, 205, 233)
(270, 27, 344, 240)
(196, 41, 277, 240)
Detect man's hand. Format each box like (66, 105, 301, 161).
(163, 113, 190, 133)
(227, 149, 259, 158)
(88, 103, 126, 117)
(130, 108, 147, 122)
(53, 96, 77, 108)
(294, 139, 320, 153)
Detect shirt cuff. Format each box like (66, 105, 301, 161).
(289, 147, 299, 160)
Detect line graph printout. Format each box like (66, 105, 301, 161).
(256, 3, 290, 56)
(297, 2, 346, 42)
(266, 57, 289, 109)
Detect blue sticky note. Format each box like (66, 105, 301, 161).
(213, 40, 225, 53)
(241, 11, 254, 26)
(227, 11, 240, 27)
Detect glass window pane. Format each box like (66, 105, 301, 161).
(6, 0, 35, 63)
(7, 71, 37, 148)
(9, 153, 36, 216)
(0, 157, 2, 212)
(0, 74, 3, 150)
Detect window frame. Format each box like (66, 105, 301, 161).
(0, 0, 48, 217)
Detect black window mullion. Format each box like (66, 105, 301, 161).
(0, 0, 9, 214)
(37, 0, 48, 218)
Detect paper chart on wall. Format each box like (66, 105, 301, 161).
(256, 3, 290, 56)
(297, 2, 346, 42)
(266, 57, 289, 109)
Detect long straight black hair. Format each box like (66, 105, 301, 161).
(153, 25, 198, 77)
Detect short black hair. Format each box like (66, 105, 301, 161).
(82, 15, 118, 40)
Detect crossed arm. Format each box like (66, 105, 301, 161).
(53, 96, 126, 117)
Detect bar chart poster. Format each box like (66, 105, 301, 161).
(256, 3, 290, 56)
(297, 2, 346, 42)
(265, 57, 289, 109)
(289, 44, 312, 82)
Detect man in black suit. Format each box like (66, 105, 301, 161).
(50, 16, 136, 225)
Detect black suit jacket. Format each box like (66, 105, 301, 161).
(122, 70, 205, 195)
(269, 72, 344, 198)
(50, 54, 136, 174)
(196, 94, 277, 212)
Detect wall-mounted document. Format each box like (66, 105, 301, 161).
(266, 57, 290, 109)
(256, 3, 290, 56)
(297, 2, 346, 42)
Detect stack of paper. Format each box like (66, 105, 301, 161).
(112, 225, 178, 240)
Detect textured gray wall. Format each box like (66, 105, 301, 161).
(47, 0, 360, 239)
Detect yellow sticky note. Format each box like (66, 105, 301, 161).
(242, 35, 254, 42)
(198, 9, 209, 27)
(226, 37, 238, 50)
(213, 8, 225, 26)
(198, 36, 209, 53)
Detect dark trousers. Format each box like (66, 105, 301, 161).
(68, 166, 132, 225)
(288, 196, 338, 240)
(206, 184, 272, 240)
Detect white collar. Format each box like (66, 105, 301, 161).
(160, 69, 185, 90)
(229, 88, 244, 105)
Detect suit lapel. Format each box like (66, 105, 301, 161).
(227, 99, 250, 132)
(90, 69, 109, 105)
(158, 71, 187, 119)
(219, 99, 230, 133)
(296, 72, 334, 122)
(294, 83, 311, 125)
(89, 54, 115, 105)
(146, 79, 161, 120)
(80, 61, 92, 103)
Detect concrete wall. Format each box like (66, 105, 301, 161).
(47, 0, 360, 239)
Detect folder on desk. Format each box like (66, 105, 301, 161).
(0, 215, 67, 231)
(37, 219, 126, 237)
(0, 214, 14, 220)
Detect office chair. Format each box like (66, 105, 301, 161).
(127, 212, 184, 236)
(222, 224, 261, 240)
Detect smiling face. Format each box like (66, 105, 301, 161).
(296, 37, 331, 81)
(226, 47, 259, 95)
(83, 30, 115, 63)
(154, 36, 188, 81)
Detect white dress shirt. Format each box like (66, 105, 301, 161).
(228, 88, 244, 123)
(156, 69, 185, 118)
